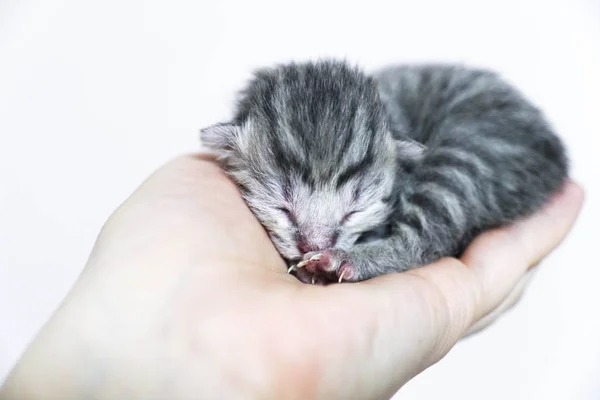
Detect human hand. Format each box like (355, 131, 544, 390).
(0, 155, 583, 400)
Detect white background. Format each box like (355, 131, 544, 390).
(1, 0, 599, 398)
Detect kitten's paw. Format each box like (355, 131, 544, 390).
(293, 267, 329, 285)
(295, 249, 358, 284)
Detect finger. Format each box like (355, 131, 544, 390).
(463, 267, 536, 337)
(309, 181, 583, 398)
(461, 180, 585, 320)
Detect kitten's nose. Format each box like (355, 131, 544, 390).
(297, 235, 338, 254)
(297, 240, 318, 254)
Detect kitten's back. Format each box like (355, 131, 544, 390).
(373, 64, 568, 238)
(373, 65, 539, 142)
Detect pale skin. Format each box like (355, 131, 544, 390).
(0, 154, 583, 400)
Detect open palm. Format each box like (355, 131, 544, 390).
(0, 155, 583, 400)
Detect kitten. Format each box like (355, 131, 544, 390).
(200, 60, 568, 284)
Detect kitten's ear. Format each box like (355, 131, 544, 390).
(199, 123, 241, 157)
(395, 139, 427, 164)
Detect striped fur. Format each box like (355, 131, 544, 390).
(201, 60, 568, 282)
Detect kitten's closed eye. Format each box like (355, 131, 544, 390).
(341, 211, 359, 223)
(277, 207, 297, 224)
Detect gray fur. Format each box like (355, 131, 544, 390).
(201, 60, 568, 284)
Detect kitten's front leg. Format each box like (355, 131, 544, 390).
(295, 227, 427, 283)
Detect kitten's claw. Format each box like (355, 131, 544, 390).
(311, 275, 316, 284)
(297, 253, 321, 268)
(287, 265, 295, 274)
(297, 249, 354, 283)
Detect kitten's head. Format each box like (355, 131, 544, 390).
(201, 60, 422, 260)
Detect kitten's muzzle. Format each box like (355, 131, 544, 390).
(296, 233, 338, 254)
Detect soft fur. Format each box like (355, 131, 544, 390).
(201, 60, 568, 284)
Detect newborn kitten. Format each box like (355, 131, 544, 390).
(200, 60, 568, 284)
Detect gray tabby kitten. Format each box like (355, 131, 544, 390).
(200, 60, 568, 284)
